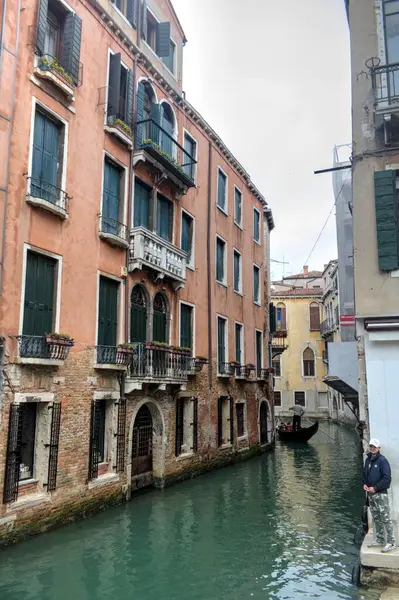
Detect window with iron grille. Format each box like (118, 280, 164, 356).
(236, 403, 245, 438)
(303, 347, 315, 377)
(294, 391, 306, 407)
(272, 356, 281, 377)
(217, 168, 227, 212)
(175, 397, 198, 456)
(218, 396, 234, 446)
(274, 391, 282, 407)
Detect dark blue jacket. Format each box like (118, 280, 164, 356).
(364, 452, 391, 493)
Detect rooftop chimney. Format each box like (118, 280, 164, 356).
(303, 265, 308, 275)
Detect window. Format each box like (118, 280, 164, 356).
(181, 211, 194, 268)
(217, 317, 227, 373)
(385, 1, 399, 71)
(162, 39, 175, 74)
(130, 285, 147, 343)
(216, 237, 226, 284)
(134, 178, 151, 230)
(274, 391, 282, 407)
(255, 330, 263, 377)
(153, 293, 168, 343)
(96, 400, 106, 463)
(253, 208, 260, 243)
(234, 187, 242, 227)
(175, 397, 198, 456)
(156, 194, 173, 242)
(36, 0, 82, 86)
(97, 276, 119, 356)
(101, 158, 124, 237)
(22, 251, 57, 355)
(276, 303, 287, 331)
(143, 8, 173, 66)
(233, 250, 242, 293)
(235, 323, 244, 364)
(31, 108, 65, 205)
(272, 355, 281, 377)
(309, 303, 321, 331)
(113, 0, 139, 28)
(183, 132, 197, 182)
(107, 53, 132, 127)
(294, 391, 306, 407)
(217, 396, 233, 446)
(217, 168, 227, 213)
(136, 80, 157, 143)
(160, 102, 175, 156)
(88, 398, 120, 480)
(19, 403, 37, 481)
(253, 265, 261, 304)
(180, 303, 193, 352)
(236, 403, 245, 438)
(303, 347, 315, 377)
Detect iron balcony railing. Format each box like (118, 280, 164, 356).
(99, 215, 128, 242)
(27, 177, 70, 213)
(17, 335, 74, 360)
(136, 119, 197, 187)
(218, 362, 235, 377)
(96, 346, 132, 366)
(370, 61, 399, 107)
(29, 27, 84, 87)
(106, 113, 133, 138)
(321, 318, 337, 336)
(127, 343, 190, 381)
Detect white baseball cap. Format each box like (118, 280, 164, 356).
(369, 438, 381, 448)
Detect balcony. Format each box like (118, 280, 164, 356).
(126, 343, 191, 390)
(95, 346, 131, 370)
(321, 318, 337, 337)
(370, 60, 399, 114)
(99, 215, 129, 249)
(134, 120, 196, 191)
(26, 177, 70, 219)
(129, 227, 187, 290)
(271, 331, 288, 359)
(105, 114, 133, 149)
(17, 335, 74, 365)
(218, 362, 235, 378)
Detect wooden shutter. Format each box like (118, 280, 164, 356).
(23, 252, 56, 337)
(235, 189, 242, 224)
(217, 398, 223, 446)
(32, 111, 60, 199)
(256, 331, 262, 375)
(31, 111, 45, 193)
(280, 306, 287, 330)
(229, 397, 234, 444)
(3, 404, 23, 503)
(216, 239, 224, 281)
(157, 195, 172, 241)
(142, 0, 148, 40)
(192, 398, 198, 453)
(180, 304, 192, 350)
(374, 170, 399, 271)
(235, 324, 241, 363)
(156, 22, 171, 57)
(102, 160, 120, 234)
(134, 179, 150, 229)
(115, 399, 126, 473)
(151, 103, 161, 144)
(309, 304, 320, 331)
(131, 303, 147, 343)
(218, 171, 226, 209)
(175, 397, 184, 456)
(42, 116, 60, 192)
(127, 0, 138, 28)
(98, 277, 118, 347)
(153, 310, 167, 343)
(217, 318, 225, 369)
(136, 81, 145, 146)
(108, 53, 121, 118)
(269, 302, 276, 334)
(36, 0, 48, 56)
(47, 402, 62, 491)
(125, 69, 134, 125)
(181, 212, 190, 254)
(254, 267, 260, 302)
(254, 209, 260, 241)
(62, 12, 82, 85)
(234, 252, 240, 291)
(88, 400, 101, 480)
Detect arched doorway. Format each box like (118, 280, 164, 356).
(132, 405, 153, 475)
(260, 401, 268, 444)
(153, 293, 168, 342)
(131, 285, 147, 343)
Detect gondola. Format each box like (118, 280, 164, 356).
(277, 420, 319, 443)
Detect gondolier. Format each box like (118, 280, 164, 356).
(364, 438, 396, 553)
(289, 403, 305, 431)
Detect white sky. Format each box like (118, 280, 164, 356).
(172, 0, 351, 281)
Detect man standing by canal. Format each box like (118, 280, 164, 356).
(289, 403, 305, 431)
(364, 439, 396, 553)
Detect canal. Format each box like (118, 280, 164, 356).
(0, 423, 375, 600)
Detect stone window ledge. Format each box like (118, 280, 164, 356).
(94, 364, 127, 371)
(6, 492, 50, 513)
(26, 195, 69, 220)
(88, 473, 120, 490)
(176, 452, 194, 462)
(237, 434, 248, 441)
(219, 443, 232, 451)
(15, 357, 64, 367)
(104, 124, 133, 149)
(238, 446, 250, 453)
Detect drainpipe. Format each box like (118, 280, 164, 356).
(206, 140, 213, 450)
(125, 54, 138, 342)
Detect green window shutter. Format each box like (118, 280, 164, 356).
(32, 111, 60, 201)
(153, 311, 167, 343)
(125, 68, 134, 125)
(42, 115, 60, 188)
(157, 195, 172, 241)
(254, 267, 260, 302)
(234, 251, 240, 291)
(142, 0, 148, 40)
(217, 170, 226, 210)
(36, 0, 48, 55)
(134, 179, 150, 229)
(102, 160, 120, 235)
(62, 12, 82, 86)
(160, 108, 173, 156)
(131, 303, 147, 342)
(136, 82, 145, 146)
(108, 53, 121, 118)
(31, 111, 45, 193)
(127, 0, 138, 28)
(150, 103, 161, 145)
(156, 22, 171, 57)
(216, 239, 225, 281)
(235, 324, 241, 363)
(254, 210, 260, 241)
(217, 318, 225, 369)
(256, 331, 262, 374)
(235, 189, 242, 224)
(374, 170, 399, 271)
(23, 252, 56, 337)
(98, 277, 118, 346)
(269, 302, 276, 334)
(180, 304, 192, 350)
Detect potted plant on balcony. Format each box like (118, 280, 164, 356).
(45, 332, 74, 346)
(245, 364, 255, 378)
(108, 116, 132, 137)
(146, 341, 170, 351)
(117, 343, 134, 355)
(192, 356, 207, 373)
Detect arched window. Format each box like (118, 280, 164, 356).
(137, 80, 157, 143)
(276, 302, 287, 331)
(303, 347, 315, 377)
(153, 293, 168, 343)
(160, 102, 175, 157)
(131, 285, 147, 343)
(309, 302, 320, 331)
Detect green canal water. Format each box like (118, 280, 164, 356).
(0, 423, 376, 600)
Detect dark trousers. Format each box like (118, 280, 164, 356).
(293, 415, 301, 431)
